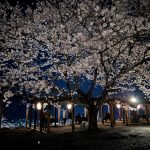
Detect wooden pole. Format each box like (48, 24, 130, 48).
(47, 103, 51, 133)
(113, 103, 115, 125)
(54, 106, 57, 127)
(29, 104, 32, 128)
(58, 105, 61, 125)
(101, 104, 104, 123)
(72, 104, 75, 132)
(0, 100, 2, 129)
(40, 102, 43, 132)
(25, 104, 29, 128)
(122, 108, 125, 123)
(34, 104, 37, 130)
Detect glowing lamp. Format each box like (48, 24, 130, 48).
(130, 97, 136, 103)
(37, 102, 42, 110)
(67, 104, 72, 110)
(137, 105, 140, 109)
(116, 104, 121, 108)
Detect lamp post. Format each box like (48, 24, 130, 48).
(130, 97, 137, 124)
(67, 103, 72, 125)
(67, 103, 75, 132)
(54, 104, 57, 127)
(137, 104, 141, 122)
(72, 103, 75, 131)
(130, 97, 137, 103)
(116, 103, 121, 121)
(37, 102, 43, 131)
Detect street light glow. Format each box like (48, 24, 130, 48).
(137, 104, 140, 109)
(37, 102, 42, 110)
(67, 103, 72, 110)
(130, 97, 136, 103)
(116, 104, 121, 108)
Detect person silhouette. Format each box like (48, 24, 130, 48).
(75, 113, 82, 125)
(63, 109, 67, 125)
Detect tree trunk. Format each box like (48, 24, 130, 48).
(145, 104, 149, 122)
(125, 109, 129, 126)
(0, 100, 2, 129)
(109, 102, 115, 127)
(88, 108, 98, 131)
(122, 109, 125, 123)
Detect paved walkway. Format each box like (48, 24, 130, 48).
(30, 120, 149, 133)
(1, 120, 150, 150)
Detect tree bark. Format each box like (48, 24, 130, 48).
(122, 109, 125, 123)
(88, 107, 98, 131)
(145, 104, 149, 122)
(125, 109, 129, 126)
(109, 102, 115, 127)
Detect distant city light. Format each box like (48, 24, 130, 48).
(130, 97, 137, 103)
(116, 104, 121, 108)
(137, 105, 140, 109)
(67, 103, 72, 110)
(37, 102, 42, 110)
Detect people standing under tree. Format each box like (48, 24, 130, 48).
(75, 113, 82, 125)
(42, 108, 48, 130)
(41, 111, 45, 130)
(102, 112, 111, 124)
(68, 110, 72, 125)
(63, 109, 67, 125)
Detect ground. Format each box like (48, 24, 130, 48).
(0, 122, 150, 150)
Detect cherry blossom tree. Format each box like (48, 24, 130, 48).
(0, 0, 150, 130)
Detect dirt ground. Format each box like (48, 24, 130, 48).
(0, 123, 150, 150)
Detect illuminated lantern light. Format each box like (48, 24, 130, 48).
(37, 102, 42, 110)
(116, 104, 121, 108)
(67, 104, 72, 110)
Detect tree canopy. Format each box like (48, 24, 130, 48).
(0, 0, 149, 108)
